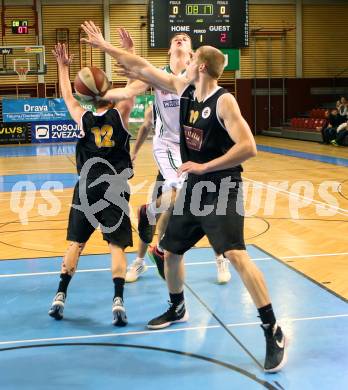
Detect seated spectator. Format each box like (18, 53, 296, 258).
(331, 120, 348, 146)
(316, 110, 329, 132)
(336, 96, 347, 118)
(321, 108, 346, 144)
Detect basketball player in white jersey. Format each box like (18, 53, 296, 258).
(103, 30, 231, 284)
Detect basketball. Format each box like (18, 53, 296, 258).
(74, 66, 110, 101)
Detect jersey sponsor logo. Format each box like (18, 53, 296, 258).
(202, 107, 211, 119)
(189, 110, 199, 124)
(183, 125, 203, 151)
(163, 99, 179, 108)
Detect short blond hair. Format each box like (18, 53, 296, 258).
(196, 46, 225, 79)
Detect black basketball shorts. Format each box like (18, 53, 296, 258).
(160, 179, 246, 255)
(67, 178, 133, 248)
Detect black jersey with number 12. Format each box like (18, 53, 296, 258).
(76, 109, 133, 178)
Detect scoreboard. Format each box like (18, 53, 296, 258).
(148, 0, 248, 49)
(11, 20, 29, 34)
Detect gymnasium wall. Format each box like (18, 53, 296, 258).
(0, 5, 37, 84)
(0, 1, 346, 87)
(1, 0, 347, 133)
(240, 4, 297, 78)
(42, 4, 105, 83)
(303, 4, 348, 78)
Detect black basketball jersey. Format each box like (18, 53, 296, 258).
(76, 108, 132, 178)
(179, 85, 242, 180)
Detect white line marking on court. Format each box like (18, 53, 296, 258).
(244, 177, 348, 217)
(0, 313, 347, 347)
(1, 251, 348, 278)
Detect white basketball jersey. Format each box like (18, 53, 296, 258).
(153, 66, 185, 145)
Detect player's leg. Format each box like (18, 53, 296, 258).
(147, 251, 189, 329)
(48, 181, 94, 320)
(109, 243, 128, 326)
(101, 194, 133, 326)
(147, 187, 177, 279)
(225, 249, 287, 373)
(126, 172, 164, 282)
(205, 183, 286, 372)
(48, 241, 86, 320)
(147, 208, 204, 329)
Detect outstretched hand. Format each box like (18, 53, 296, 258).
(114, 63, 139, 79)
(52, 43, 74, 66)
(117, 27, 135, 53)
(80, 20, 106, 49)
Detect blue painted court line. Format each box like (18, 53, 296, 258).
(0, 246, 347, 389)
(0, 173, 78, 192)
(257, 144, 348, 167)
(0, 143, 76, 157)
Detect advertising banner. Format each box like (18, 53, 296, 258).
(129, 95, 154, 123)
(3, 97, 97, 123)
(0, 122, 29, 144)
(31, 120, 83, 143)
(127, 95, 154, 137)
(3, 98, 71, 122)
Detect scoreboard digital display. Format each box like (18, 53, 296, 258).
(148, 0, 248, 49)
(11, 20, 29, 34)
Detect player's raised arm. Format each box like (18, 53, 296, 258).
(52, 43, 86, 125)
(80, 21, 188, 95)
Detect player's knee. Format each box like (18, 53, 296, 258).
(224, 249, 246, 270)
(72, 241, 86, 253)
(164, 251, 181, 263)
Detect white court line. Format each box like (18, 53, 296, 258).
(1, 251, 348, 278)
(0, 313, 347, 347)
(0, 190, 157, 201)
(244, 177, 348, 217)
(0, 260, 241, 278)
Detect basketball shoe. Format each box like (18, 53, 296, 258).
(112, 297, 128, 326)
(147, 301, 189, 329)
(262, 323, 287, 372)
(125, 258, 148, 282)
(216, 256, 231, 284)
(48, 292, 66, 320)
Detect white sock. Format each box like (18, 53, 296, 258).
(216, 254, 224, 261)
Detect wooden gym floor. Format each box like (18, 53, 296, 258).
(0, 136, 347, 300)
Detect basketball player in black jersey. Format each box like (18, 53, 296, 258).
(48, 42, 134, 326)
(81, 21, 287, 372)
